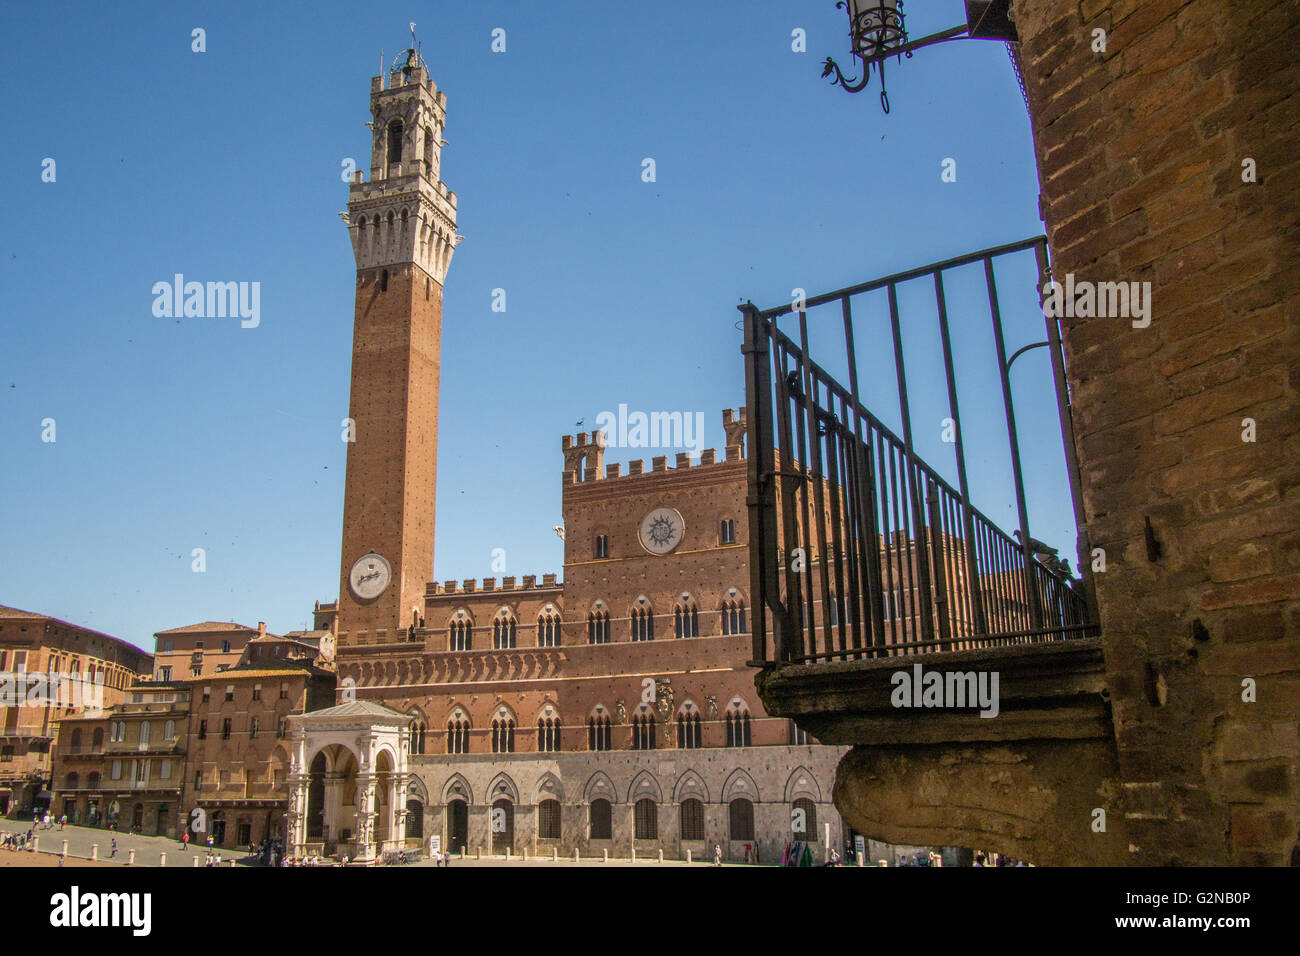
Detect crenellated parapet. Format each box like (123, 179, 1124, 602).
(345, 60, 462, 283)
(560, 430, 606, 483)
(561, 409, 743, 486)
(428, 572, 562, 596)
(722, 407, 747, 461)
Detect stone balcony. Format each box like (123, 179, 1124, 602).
(754, 638, 1129, 865)
(756, 638, 1111, 747)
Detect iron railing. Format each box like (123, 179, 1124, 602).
(743, 237, 1097, 665)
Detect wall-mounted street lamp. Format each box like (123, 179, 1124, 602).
(822, 0, 1019, 113)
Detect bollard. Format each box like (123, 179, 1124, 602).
(573, 847, 579, 862)
(127, 848, 136, 865)
(552, 847, 557, 861)
(31, 837, 38, 852)
(657, 849, 663, 863)
(475, 846, 481, 860)
(460, 846, 466, 860)
(602, 848, 608, 863)
(62, 840, 68, 858)
(91, 844, 98, 861)
(193, 856, 200, 867)
(160, 852, 166, 867)
(521, 847, 527, 860)
(686, 848, 692, 864)
(630, 846, 636, 863)
(505, 847, 511, 860)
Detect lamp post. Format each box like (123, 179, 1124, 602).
(822, 0, 1019, 113)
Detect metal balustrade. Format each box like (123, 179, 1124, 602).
(743, 237, 1098, 665)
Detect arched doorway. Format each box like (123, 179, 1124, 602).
(491, 798, 514, 854)
(132, 803, 144, 832)
(405, 800, 424, 840)
(447, 799, 468, 852)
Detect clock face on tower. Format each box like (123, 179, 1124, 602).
(349, 553, 392, 601)
(638, 507, 685, 556)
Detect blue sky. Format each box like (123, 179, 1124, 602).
(0, 0, 1070, 651)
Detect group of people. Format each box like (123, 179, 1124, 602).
(250, 837, 284, 867)
(0, 829, 35, 851)
(29, 811, 67, 831)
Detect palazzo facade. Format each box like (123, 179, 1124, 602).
(287, 49, 846, 864)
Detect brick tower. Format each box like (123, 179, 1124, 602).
(337, 46, 460, 645)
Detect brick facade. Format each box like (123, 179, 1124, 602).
(1012, 0, 1299, 865)
(0, 606, 151, 816)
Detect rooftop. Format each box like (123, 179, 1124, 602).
(154, 621, 260, 636)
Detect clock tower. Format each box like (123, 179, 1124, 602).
(337, 46, 460, 645)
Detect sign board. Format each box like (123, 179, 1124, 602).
(430, 834, 442, 857)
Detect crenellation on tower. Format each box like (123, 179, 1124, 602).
(722, 407, 747, 461)
(560, 411, 741, 494)
(560, 430, 606, 483)
(347, 50, 461, 284)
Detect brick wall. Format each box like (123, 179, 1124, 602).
(337, 263, 443, 643)
(1015, 0, 1299, 864)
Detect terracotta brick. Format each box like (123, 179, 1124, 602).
(1200, 573, 1300, 612)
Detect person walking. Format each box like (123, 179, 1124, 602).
(181, 831, 189, 851)
(110, 837, 117, 859)
(713, 842, 723, 867)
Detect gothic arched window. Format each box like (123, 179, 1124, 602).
(537, 717, 561, 753)
(492, 717, 516, 753)
(674, 600, 699, 638)
(676, 711, 702, 749)
(587, 715, 611, 751)
(447, 718, 470, 754)
(587, 610, 610, 645)
(387, 119, 404, 165)
(493, 612, 517, 650)
(537, 612, 561, 647)
(449, 617, 472, 651)
(408, 712, 426, 754)
(680, 798, 705, 841)
(590, 799, 612, 840)
(631, 713, 656, 751)
(726, 704, 753, 748)
(631, 606, 654, 642)
(538, 799, 561, 840)
(722, 599, 747, 636)
(729, 798, 755, 841)
(634, 798, 658, 840)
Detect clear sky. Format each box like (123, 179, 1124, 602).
(0, 0, 1071, 652)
